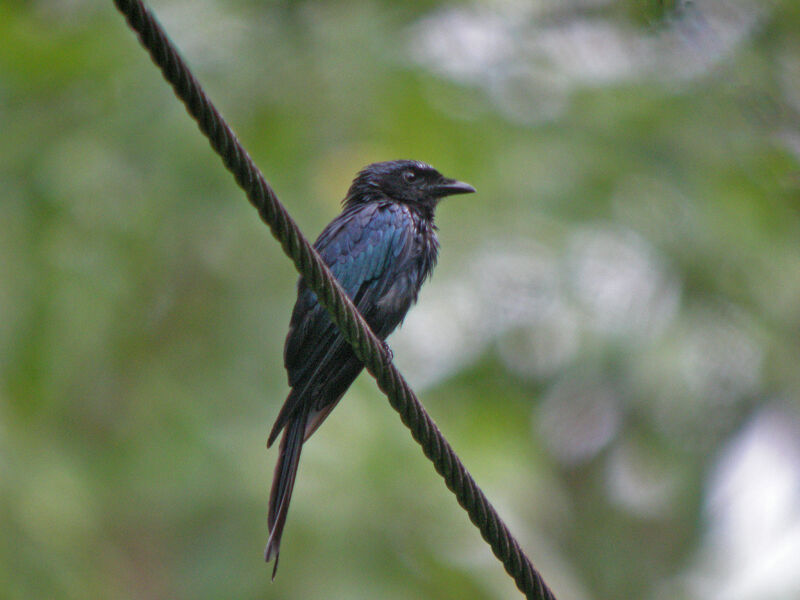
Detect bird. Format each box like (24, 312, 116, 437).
(264, 159, 475, 576)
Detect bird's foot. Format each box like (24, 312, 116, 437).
(381, 341, 394, 361)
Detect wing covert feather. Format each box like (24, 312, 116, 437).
(283, 203, 414, 387)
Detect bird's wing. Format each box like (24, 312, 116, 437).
(268, 203, 414, 442)
(283, 203, 413, 380)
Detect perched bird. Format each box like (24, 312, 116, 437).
(265, 160, 474, 576)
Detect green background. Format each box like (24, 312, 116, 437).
(3, 1, 800, 598)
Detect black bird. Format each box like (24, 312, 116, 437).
(265, 160, 474, 575)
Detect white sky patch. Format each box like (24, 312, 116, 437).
(409, 1, 769, 123)
(685, 407, 800, 600)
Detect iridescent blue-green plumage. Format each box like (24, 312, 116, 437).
(264, 160, 474, 576)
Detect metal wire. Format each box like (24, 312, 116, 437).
(111, 2, 557, 597)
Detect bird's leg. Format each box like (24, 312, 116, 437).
(381, 340, 394, 361)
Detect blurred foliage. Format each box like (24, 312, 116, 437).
(2, 0, 800, 599)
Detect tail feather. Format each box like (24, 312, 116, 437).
(265, 413, 306, 579)
(267, 388, 299, 448)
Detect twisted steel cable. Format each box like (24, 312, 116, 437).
(112, 1, 557, 597)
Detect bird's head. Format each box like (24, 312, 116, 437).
(344, 160, 475, 215)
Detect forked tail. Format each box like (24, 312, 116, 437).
(265, 413, 306, 579)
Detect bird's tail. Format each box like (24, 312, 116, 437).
(265, 412, 306, 579)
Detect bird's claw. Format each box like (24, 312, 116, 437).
(382, 341, 394, 361)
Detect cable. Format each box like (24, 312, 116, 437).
(112, 1, 557, 597)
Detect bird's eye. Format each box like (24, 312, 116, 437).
(402, 170, 418, 184)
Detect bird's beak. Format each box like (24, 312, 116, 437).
(433, 178, 476, 198)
